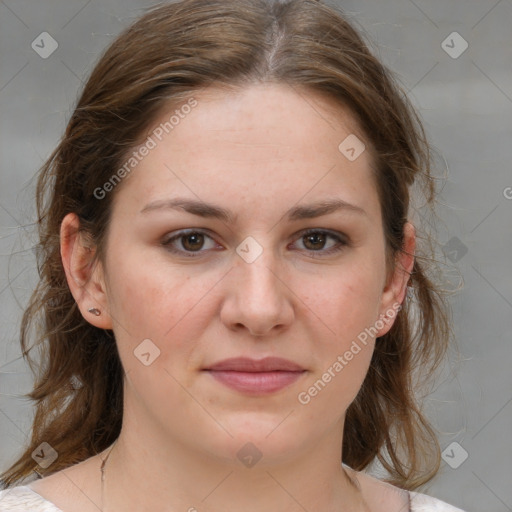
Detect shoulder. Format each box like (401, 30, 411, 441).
(5, 450, 106, 512)
(345, 466, 466, 512)
(0, 486, 63, 512)
(409, 490, 467, 512)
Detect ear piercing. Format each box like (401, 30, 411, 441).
(88, 307, 101, 316)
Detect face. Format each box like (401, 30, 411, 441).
(84, 83, 406, 465)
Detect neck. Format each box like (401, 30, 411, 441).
(100, 428, 370, 512)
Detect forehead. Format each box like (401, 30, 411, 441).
(113, 83, 381, 222)
(168, 83, 368, 156)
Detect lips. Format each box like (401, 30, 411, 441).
(205, 357, 304, 372)
(203, 357, 306, 395)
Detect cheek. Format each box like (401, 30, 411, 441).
(294, 260, 382, 406)
(103, 248, 214, 369)
(297, 344, 374, 421)
(297, 274, 378, 413)
(302, 259, 384, 336)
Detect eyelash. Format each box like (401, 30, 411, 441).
(161, 228, 349, 259)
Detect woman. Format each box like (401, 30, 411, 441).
(0, 0, 465, 510)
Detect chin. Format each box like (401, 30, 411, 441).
(196, 412, 314, 467)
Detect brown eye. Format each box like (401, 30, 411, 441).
(162, 229, 219, 257)
(294, 229, 349, 257)
(302, 232, 327, 250)
(181, 232, 205, 251)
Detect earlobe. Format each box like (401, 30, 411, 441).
(60, 213, 112, 329)
(376, 221, 416, 336)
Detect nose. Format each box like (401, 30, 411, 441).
(220, 248, 295, 337)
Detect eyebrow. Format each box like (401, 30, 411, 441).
(140, 197, 367, 222)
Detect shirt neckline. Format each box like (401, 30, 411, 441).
(16, 485, 64, 512)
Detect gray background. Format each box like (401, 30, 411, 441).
(0, 0, 511, 510)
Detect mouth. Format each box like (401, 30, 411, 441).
(202, 357, 307, 395)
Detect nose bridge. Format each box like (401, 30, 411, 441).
(222, 237, 293, 335)
(236, 242, 282, 306)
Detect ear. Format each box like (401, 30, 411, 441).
(60, 212, 112, 329)
(375, 221, 415, 337)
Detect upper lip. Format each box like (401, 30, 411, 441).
(204, 357, 305, 372)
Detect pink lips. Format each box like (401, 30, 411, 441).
(203, 357, 306, 395)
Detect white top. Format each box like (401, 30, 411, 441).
(0, 486, 63, 511)
(0, 485, 466, 511)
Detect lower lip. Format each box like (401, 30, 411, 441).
(205, 370, 305, 395)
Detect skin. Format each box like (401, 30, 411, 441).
(32, 83, 415, 512)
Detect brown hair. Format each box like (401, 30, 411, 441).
(1, 0, 452, 490)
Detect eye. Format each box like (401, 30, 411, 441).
(161, 229, 220, 257)
(161, 228, 349, 258)
(292, 229, 348, 257)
